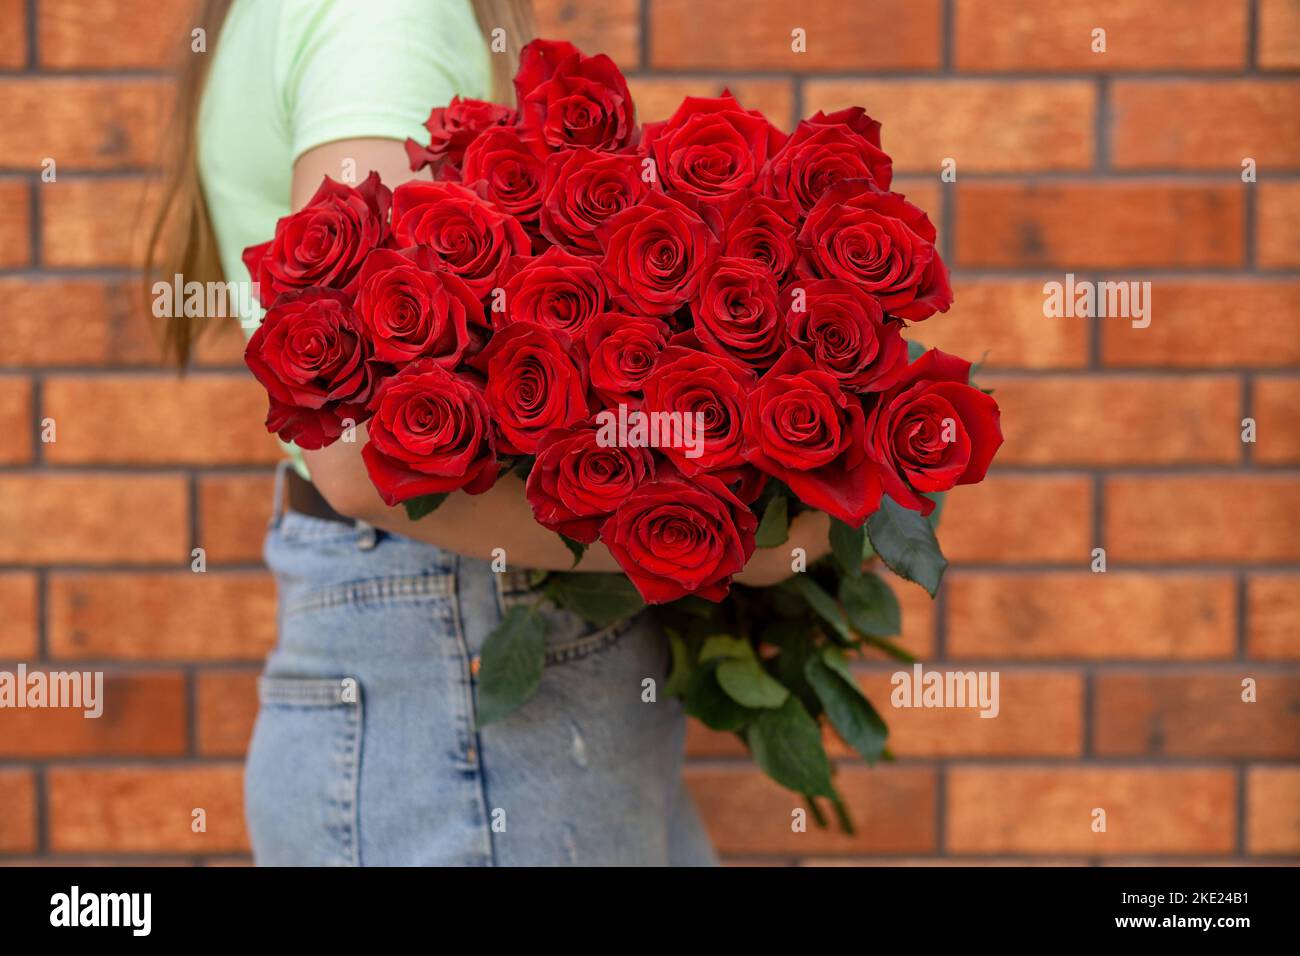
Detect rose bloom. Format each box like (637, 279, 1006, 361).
(353, 246, 484, 367)
(761, 106, 893, 215)
(242, 171, 390, 302)
(525, 419, 657, 543)
(742, 347, 881, 527)
(514, 38, 635, 150)
(597, 190, 719, 317)
(797, 180, 953, 322)
(600, 471, 757, 604)
(244, 288, 379, 450)
(711, 192, 800, 281)
(865, 348, 1002, 516)
(782, 278, 908, 393)
(692, 255, 785, 369)
(540, 148, 651, 253)
(471, 320, 589, 455)
(498, 247, 608, 337)
(390, 180, 530, 299)
(405, 96, 516, 173)
(459, 126, 548, 227)
(584, 312, 670, 407)
(361, 359, 499, 506)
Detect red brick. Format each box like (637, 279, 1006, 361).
(920, 278, 1089, 370)
(947, 572, 1237, 660)
(686, 765, 936, 855)
(954, 0, 1247, 71)
(1112, 81, 1300, 170)
(198, 473, 276, 564)
(804, 81, 1095, 173)
(48, 572, 276, 662)
(37, 0, 193, 69)
(1259, 0, 1300, 69)
(43, 375, 280, 466)
(40, 177, 159, 268)
(628, 78, 795, 129)
(0, 771, 36, 853)
(0, 474, 188, 565)
(0, 180, 30, 267)
(983, 374, 1242, 466)
(1254, 378, 1300, 464)
(1258, 182, 1300, 268)
(535, 0, 640, 66)
(0, 0, 25, 68)
(942, 475, 1093, 564)
(1093, 672, 1300, 757)
(1108, 475, 1300, 563)
(196, 670, 259, 756)
(0, 378, 32, 464)
(0, 573, 38, 659)
(47, 766, 247, 854)
(1246, 767, 1300, 854)
(1101, 280, 1300, 368)
(1248, 576, 1300, 660)
(948, 768, 1237, 855)
(0, 672, 187, 757)
(955, 182, 1244, 268)
(0, 278, 161, 367)
(649, 0, 941, 72)
(0, 79, 173, 171)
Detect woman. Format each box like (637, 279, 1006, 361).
(148, 0, 830, 866)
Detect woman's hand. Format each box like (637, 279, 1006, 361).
(733, 509, 832, 588)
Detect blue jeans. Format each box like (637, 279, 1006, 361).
(245, 463, 717, 866)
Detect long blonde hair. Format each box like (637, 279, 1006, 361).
(145, 0, 535, 367)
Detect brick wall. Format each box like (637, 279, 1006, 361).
(0, 0, 1297, 864)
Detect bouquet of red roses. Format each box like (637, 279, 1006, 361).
(242, 38, 1002, 824)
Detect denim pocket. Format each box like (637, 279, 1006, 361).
(244, 676, 363, 866)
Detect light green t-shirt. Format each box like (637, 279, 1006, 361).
(197, 0, 491, 475)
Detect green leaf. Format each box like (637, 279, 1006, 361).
(699, 634, 755, 663)
(403, 492, 448, 521)
(758, 619, 813, 648)
(840, 573, 901, 638)
(829, 517, 866, 577)
(865, 495, 949, 597)
(754, 494, 789, 548)
(805, 648, 888, 765)
(746, 696, 835, 797)
(558, 535, 586, 568)
(663, 629, 693, 698)
(789, 575, 853, 644)
(906, 339, 927, 363)
(684, 662, 750, 731)
(475, 606, 548, 726)
(923, 491, 947, 532)
(716, 658, 789, 708)
(546, 572, 645, 627)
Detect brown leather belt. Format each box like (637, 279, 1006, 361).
(284, 467, 354, 526)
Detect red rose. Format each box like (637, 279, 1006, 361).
(597, 190, 719, 317)
(711, 192, 799, 280)
(405, 96, 516, 174)
(742, 348, 881, 527)
(390, 181, 530, 299)
(540, 147, 651, 253)
(798, 180, 953, 322)
(460, 126, 548, 226)
(865, 348, 1002, 515)
(782, 278, 908, 393)
(515, 39, 635, 151)
(640, 344, 756, 476)
(761, 108, 893, 215)
(498, 247, 608, 336)
(242, 172, 390, 303)
(640, 92, 786, 204)
(471, 321, 589, 455)
(244, 288, 378, 450)
(354, 247, 484, 367)
(361, 359, 499, 506)
(525, 420, 656, 543)
(692, 255, 785, 368)
(600, 471, 757, 604)
(584, 312, 670, 407)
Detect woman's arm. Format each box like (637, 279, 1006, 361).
(293, 138, 830, 580)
